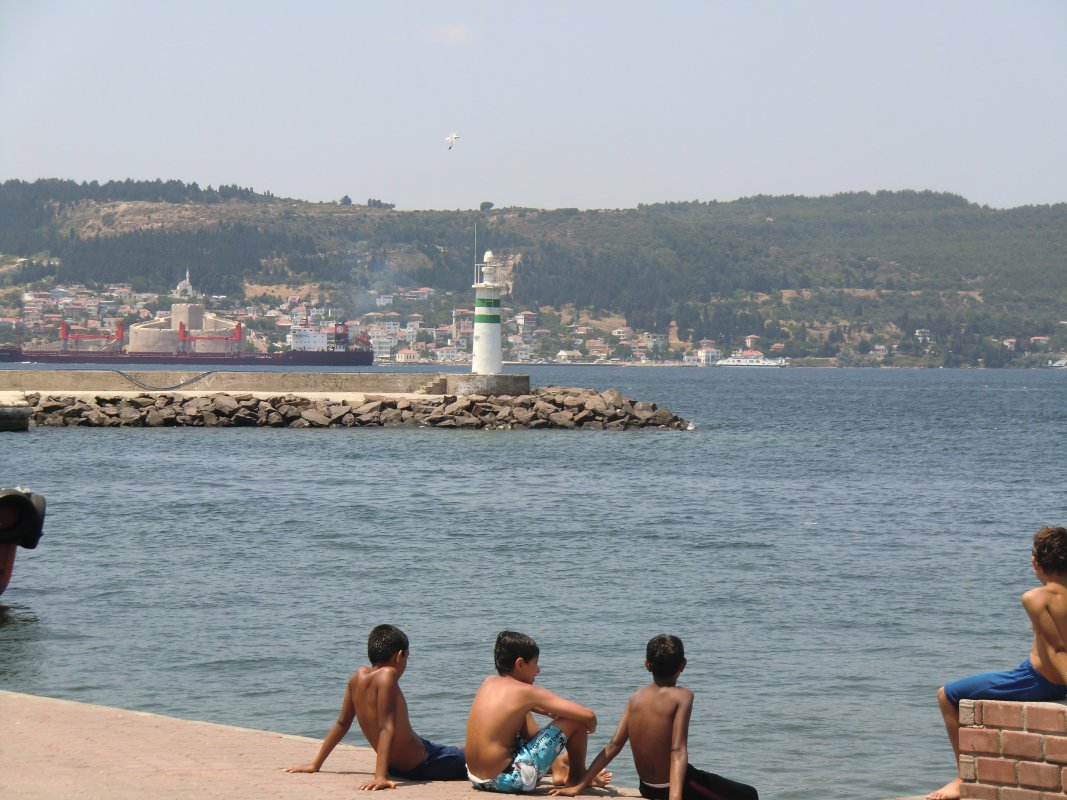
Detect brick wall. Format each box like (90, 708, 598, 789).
(959, 698, 1067, 799)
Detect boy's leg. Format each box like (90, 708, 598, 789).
(551, 752, 570, 786)
(682, 764, 759, 800)
(550, 750, 612, 787)
(552, 718, 589, 785)
(392, 741, 467, 781)
(927, 686, 962, 800)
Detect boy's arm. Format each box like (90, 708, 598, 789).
(668, 691, 694, 800)
(360, 672, 400, 791)
(549, 706, 631, 796)
(283, 680, 357, 773)
(530, 685, 598, 733)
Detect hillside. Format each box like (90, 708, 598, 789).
(2, 179, 1066, 363)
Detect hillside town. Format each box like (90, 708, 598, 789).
(2, 272, 1065, 368)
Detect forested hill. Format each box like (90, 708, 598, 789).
(2, 178, 1065, 343)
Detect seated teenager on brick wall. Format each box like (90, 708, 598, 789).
(928, 525, 1067, 800)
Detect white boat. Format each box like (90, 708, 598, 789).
(715, 349, 787, 367)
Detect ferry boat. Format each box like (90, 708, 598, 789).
(715, 349, 788, 367)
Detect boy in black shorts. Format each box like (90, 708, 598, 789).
(551, 634, 758, 800)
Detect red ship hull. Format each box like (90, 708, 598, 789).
(0, 346, 373, 367)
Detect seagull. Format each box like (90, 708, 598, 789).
(446, 132, 460, 150)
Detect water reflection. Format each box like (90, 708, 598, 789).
(0, 602, 39, 628)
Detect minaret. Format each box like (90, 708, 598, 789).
(471, 250, 502, 375)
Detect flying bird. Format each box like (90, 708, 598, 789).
(446, 132, 460, 150)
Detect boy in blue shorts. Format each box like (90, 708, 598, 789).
(927, 525, 1067, 800)
(465, 631, 600, 793)
(285, 624, 466, 789)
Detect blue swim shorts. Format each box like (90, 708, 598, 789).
(391, 738, 467, 781)
(943, 658, 1067, 707)
(469, 724, 567, 793)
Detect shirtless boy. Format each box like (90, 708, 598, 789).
(551, 634, 758, 800)
(284, 624, 466, 789)
(465, 630, 598, 793)
(928, 525, 1067, 800)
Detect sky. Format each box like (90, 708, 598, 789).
(1, 1, 1065, 211)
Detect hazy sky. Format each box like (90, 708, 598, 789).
(2, 1, 1065, 210)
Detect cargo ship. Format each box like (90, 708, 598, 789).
(0, 316, 374, 367)
(0, 344, 374, 366)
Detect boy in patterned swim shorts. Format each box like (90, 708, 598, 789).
(927, 525, 1067, 800)
(465, 631, 600, 793)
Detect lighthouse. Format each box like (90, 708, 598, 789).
(471, 250, 503, 375)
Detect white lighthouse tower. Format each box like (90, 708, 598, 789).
(471, 250, 503, 375)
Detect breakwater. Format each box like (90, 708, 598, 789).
(22, 387, 689, 429)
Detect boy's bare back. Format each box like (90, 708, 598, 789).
(625, 683, 694, 784)
(352, 665, 427, 772)
(1024, 581, 1067, 684)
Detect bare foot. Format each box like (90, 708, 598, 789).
(926, 777, 961, 800)
(591, 770, 613, 788)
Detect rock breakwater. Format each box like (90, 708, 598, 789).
(25, 386, 690, 430)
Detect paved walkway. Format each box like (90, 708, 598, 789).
(1, 690, 927, 800)
(0, 691, 639, 800)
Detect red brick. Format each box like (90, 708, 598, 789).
(998, 788, 1042, 800)
(960, 784, 999, 800)
(1025, 702, 1067, 733)
(1018, 760, 1061, 789)
(1001, 730, 1043, 759)
(1040, 793, 1067, 800)
(1049, 735, 1067, 763)
(960, 727, 1002, 755)
(976, 756, 1018, 784)
(983, 701, 1026, 729)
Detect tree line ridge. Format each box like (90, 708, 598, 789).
(1, 178, 1065, 366)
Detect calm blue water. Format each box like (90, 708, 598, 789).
(2, 365, 1065, 799)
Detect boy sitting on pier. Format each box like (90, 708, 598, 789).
(928, 525, 1067, 800)
(550, 634, 758, 800)
(465, 630, 601, 793)
(284, 624, 466, 788)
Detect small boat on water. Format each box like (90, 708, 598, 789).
(0, 488, 46, 597)
(715, 350, 788, 367)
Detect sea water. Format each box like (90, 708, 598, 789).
(1, 365, 1065, 799)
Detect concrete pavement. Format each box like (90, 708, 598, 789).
(0, 690, 927, 799)
(0, 691, 638, 800)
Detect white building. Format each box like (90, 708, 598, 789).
(697, 347, 722, 366)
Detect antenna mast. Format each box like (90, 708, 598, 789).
(473, 221, 479, 284)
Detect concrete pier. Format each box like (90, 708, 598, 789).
(0, 369, 530, 397)
(0, 690, 639, 800)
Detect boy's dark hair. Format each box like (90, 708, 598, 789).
(1033, 526, 1067, 574)
(494, 630, 539, 674)
(367, 624, 409, 666)
(646, 634, 686, 678)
